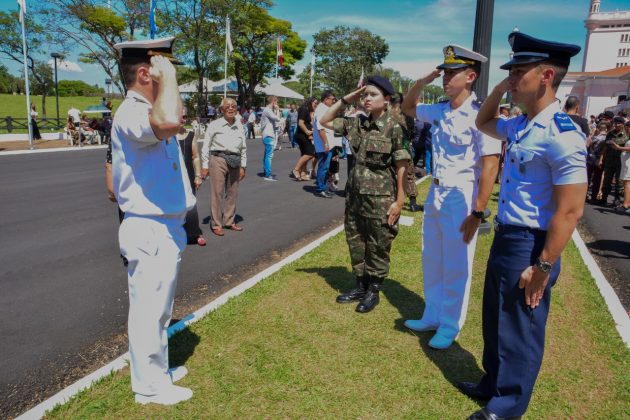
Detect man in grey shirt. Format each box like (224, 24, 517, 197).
(287, 104, 299, 148)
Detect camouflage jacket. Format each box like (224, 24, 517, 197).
(334, 111, 411, 217)
(603, 129, 628, 165)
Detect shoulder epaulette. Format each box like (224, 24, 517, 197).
(553, 112, 577, 133)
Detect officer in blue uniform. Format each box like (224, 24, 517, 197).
(112, 37, 196, 405)
(462, 32, 587, 419)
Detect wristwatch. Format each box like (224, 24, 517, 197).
(535, 257, 553, 273)
(471, 210, 485, 219)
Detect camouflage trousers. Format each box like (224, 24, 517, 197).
(345, 210, 398, 279)
(404, 160, 418, 198)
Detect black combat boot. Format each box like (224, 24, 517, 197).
(336, 276, 368, 303)
(355, 277, 383, 313)
(409, 196, 423, 212)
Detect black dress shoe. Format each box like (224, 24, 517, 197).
(336, 277, 368, 303)
(467, 407, 521, 420)
(456, 381, 490, 401)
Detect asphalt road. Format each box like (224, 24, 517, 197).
(0, 136, 347, 418)
(579, 200, 630, 314)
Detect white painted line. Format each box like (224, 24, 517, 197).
(0, 145, 107, 156)
(572, 230, 630, 348)
(17, 175, 432, 419)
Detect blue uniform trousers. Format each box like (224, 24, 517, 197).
(478, 223, 560, 417)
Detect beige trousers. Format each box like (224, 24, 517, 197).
(209, 154, 241, 228)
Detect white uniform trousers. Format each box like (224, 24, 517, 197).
(421, 182, 478, 339)
(119, 215, 186, 396)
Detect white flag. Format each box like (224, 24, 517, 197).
(226, 16, 234, 54)
(17, 0, 26, 23)
(310, 54, 315, 77)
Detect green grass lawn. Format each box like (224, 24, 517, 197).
(0, 94, 122, 133)
(46, 182, 630, 419)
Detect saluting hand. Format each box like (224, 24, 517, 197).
(418, 69, 442, 85)
(342, 86, 367, 104)
(149, 55, 177, 83)
(494, 77, 511, 94)
(459, 214, 481, 244)
(518, 265, 550, 309)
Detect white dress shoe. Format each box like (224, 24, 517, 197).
(404, 319, 438, 332)
(135, 385, 193, 405)
(169, 366, 188, 383)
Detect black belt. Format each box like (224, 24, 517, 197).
(493, 218, 546, 234)
(211, 151, 239, 156)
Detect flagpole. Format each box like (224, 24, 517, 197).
(223, 17, 228, 99)
(19, 0, 33, 149)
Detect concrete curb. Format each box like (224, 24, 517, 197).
(0, 145, 107, 156)
(571, 230, 630, 347)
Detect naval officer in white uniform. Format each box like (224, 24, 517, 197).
(112, 37, 196, 405)
(401, 45, 502, 349)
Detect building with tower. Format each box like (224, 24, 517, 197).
(558, 0, 630, 115)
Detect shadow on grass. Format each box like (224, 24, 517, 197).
(299, 265, 485, 394)
(386, 277, 485, 395)
(168, 327, 201, 368)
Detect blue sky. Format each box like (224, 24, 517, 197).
(1, 0, 629, 90)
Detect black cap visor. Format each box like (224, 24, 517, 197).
(436, 63, 471, 70)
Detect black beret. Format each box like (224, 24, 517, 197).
(365, 75, 396, 96)
(613, 116, 626, 123)
(603, 111, 615, 119)
(500, 32, 580, 70)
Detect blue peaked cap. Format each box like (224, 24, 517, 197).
(500, 32, 580, 70)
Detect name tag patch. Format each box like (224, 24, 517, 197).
(554, 113, 576, 133)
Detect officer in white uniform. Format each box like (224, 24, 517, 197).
(112, 37, 196, 405)
(461, 32, 586, 419)
(401, 45, 502, 349)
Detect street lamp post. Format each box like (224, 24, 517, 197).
(50, 52, 62, 128)
(472, 0, 495, 100)
(105, 79, 112, 99)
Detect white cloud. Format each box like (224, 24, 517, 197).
(47, 59, 84, 73)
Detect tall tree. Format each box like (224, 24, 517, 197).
(0, 11, 55, 116)
(228, 5, 306, 107)
(38, 0, 148, 94)
(159, 0, 227, 118)
(303, 26, 389, 95)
